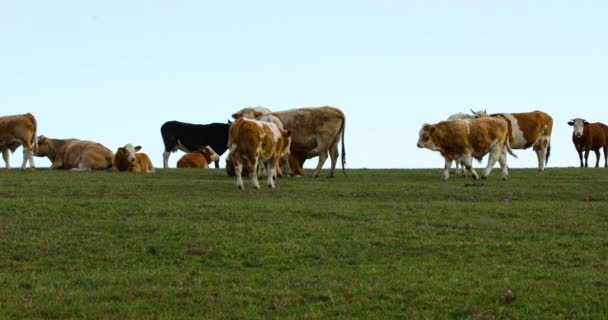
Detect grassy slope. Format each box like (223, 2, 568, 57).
(0, 168, 607, 319)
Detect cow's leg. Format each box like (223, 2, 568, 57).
(454, 160, 461, 176)
(21, 147, 35, 170)
(482, 145, 501, 179)
(250, 157, 260, 190)
(214, 160, 219, 169)
(163, 152, 171, 169)
(443, 158, 452, 181)
(328, 142, 340, 178)
(577, 147, 583, 168)
(534, 144, 544, 171)
(462, 154, 478, 180)
(2, 148, 10, 169)
(235, 158, 244, 190)
(604, 146, 608, 168)
(594, 149, 601, 168)
(499, 147, 509, 180)
(266, 161, 276, 189)
(584, 149, 590, 168)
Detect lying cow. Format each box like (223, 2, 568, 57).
(34, 136, 114, 170)
(113, 144, 155, 173)
(228, 118, 291, 190)
(474, 110, 553, 171)
(417, 117, 517, 180)
(568, 118, 608, 168)
(177, 146, 220, 169)
(160, 121, 230, 169)
(233, 106, 346, 178)
(0, 113, 38, 170)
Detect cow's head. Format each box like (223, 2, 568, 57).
(116, 144, 141, 164)
(417, 124, 438, 150)
(232, 108, 265, 120)
(34, 135, 50, 156)
(567, 118, 589, 138)
(280, 130, 292, 157)
(197, 146, 220, 163)
(471, 109, 488, 118)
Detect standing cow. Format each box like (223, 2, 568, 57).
(474, 110, 553, 171)
(417, 117, 517, 181)
(160, 121, 231, 169)
(0, 113, 37, 170)
(233, 106, 346, 178)
(228, 118, 291, 190)
(567, 118, 608, 168)
(446, 112, 475, 176)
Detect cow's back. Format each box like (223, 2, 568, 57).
(63, 140, 113, 169)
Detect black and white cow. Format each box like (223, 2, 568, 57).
(160, 121, 231, 168)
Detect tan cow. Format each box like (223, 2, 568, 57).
(113, 144, 155, 173)
(34, 136, 114, 170)
(417, 117, 517, 180)
(474, 110, 553, 171)
(0, 113, 37, 169)
(177, 146, 220, 169)
(228, 118, 291, 190)
(233, 106, 346, 178)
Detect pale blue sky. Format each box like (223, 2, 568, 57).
(1, 0, 607, 169)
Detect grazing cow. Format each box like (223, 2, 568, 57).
(177, 146, 220, 169)
(417, 117, 517, 180)
(233, 106, 346, 178)
(113, 144, 155, 173)
(0, 113, 37, 170)
(34, 136, 114, 170)
(474, 110, 553, 171)
(228, 118, 291, 190)
(160, 121, 231, 169)
(567, 118, 608, 168)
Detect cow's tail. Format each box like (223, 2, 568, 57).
(545, 142, 551, 165)
(505, 133, 517, 158)
(227, 122, 239, 154)
(340, 114, 346, 176)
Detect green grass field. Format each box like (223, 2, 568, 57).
(1, 168, 607, 319)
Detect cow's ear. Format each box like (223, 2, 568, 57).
(254, 112, 263, 118)
(135, 146, 142, 152)
(38, 135, 46, 143)
(567, 121, 574, 126)
(283, 130, 291, 137)
(231, 113, 240, 120)
(584, 120, 590, 125)
(227, 119, 233, 124)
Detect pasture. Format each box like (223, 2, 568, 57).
(0, 168, 607, 319)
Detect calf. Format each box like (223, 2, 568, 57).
(113, 144, 155, 173)
(35, 136, 114, 170)
(417, 117, 516, 181)
(474, 110, 553, 171)
(0, 113, 37, 169)
(161, 121, 230, 168)
(177, 146, 220, 169)
(568, 118, 608, 168)
(228, 118, 291, 190)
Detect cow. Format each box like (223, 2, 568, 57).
(0, 113, 37, 170)
(231, 106, 272, 120)
(228, 118, 291, 190)
(417, 117, 517, 181)
(232, 106, 346, 178)
(34, 136, 114, 170)
(112, 144, 155, 173)
(474, 110, 553, 171)
(177, 146, 220, 169)
(567, 118, 608, 168)
(446, 112, 476, 176)
(160, 121, 231, 169)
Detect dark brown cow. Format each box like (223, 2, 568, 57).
(417, 117, 516, 180)
(568, 118, 608, 168)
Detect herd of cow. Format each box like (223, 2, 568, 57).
(0, 107, 346, 190)
(1, 107, 607, 189)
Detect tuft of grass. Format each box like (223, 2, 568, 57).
(0, 168, 607, 319)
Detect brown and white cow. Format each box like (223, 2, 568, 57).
(113, 144, 155, 173)
(34, 136, 114, 170)
(474, 110, 553, 171)
(177, 146, 220, 169)
(446, 112, 476, 176)
(233, 106, 346, 178)
(417, 117, 517, 180)
(228, 118, 291, 190)
(568, 118, 608, 168)
(0, 113, 37, 170)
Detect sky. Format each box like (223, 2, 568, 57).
(1, 0, 607, 169)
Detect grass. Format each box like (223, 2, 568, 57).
(0, 168, 607, 319)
